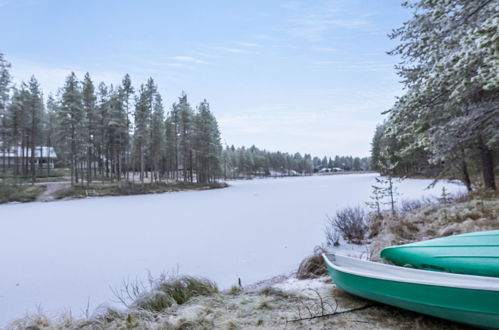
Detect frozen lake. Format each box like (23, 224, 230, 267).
(0, 173, 464, 325)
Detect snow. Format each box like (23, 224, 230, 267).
(272, 277, 333, 298)
(0, 173, 465, 325)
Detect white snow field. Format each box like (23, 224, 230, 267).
(0, 173, 464, 325)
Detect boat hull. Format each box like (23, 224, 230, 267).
(381, 230, 499, 277)
(324, 254, 499, 329)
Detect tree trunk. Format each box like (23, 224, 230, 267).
(479, 136, 496, 190)
(140, 141, 144, 184)
(87, 142, 92, 186)
(461, 157, 472, 192)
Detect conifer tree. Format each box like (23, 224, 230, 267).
(133, 84, 152, 183)
(45, 94, 57, 176)
(82, 73, 96, 184)
(150, 93, 165, 182)
(26, 76, 44, 184)
(58, 72, 84, 185)
(194, 100, 222, 183)
(176, 92, 194, 182)
(384, 0, 498, 190)
(0, 54, 11, 180)
(121, 74, 134, 181)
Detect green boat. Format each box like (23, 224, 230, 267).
(381, 230, 499, 277)
(322, 253, 499, 328)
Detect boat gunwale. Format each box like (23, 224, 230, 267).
(323, 253, 499, 292)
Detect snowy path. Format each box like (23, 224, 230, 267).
(35, 182, 70, 202)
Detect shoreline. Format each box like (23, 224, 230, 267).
(0, 171, 376, 205)
(0, 181, 229, 205)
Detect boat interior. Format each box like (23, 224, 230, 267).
(323, 253, 499, 291)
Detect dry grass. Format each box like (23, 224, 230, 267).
(131, 276, 219, 312)
(55, 181, 228, 199)
(8, 276, 473, 330)
(0, 184, 46, 204)
(369, 191, 499, 261)
(296, 254, 328, 280)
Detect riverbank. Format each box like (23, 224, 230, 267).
(0, 181, 229, 204)
(8, 190, 496, 329)
(0, 184, 46, 204)
(53, 181, 229, 200)
(7, 276, 470, 330)
(0, 170, 373, 204)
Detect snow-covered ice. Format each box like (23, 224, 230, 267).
(0, 173, 464, 325)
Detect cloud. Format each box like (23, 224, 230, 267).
(171, 56, 209, 64)
(210, 46, 252, 54)
(233, 42, 259, 48)
(311, 59, 394, 73)
(313, 46, 336, 52)
(282, 1, 372, 42)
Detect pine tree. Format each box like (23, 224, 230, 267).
(58, 72, 83, 185)
(82, 73, 96, 185)
(45, 94, 57, 176)
(150, 93, 165, 182)
(133, 83, 153, 183)
(121, 74, 134, 181)
(386, 0, 498, 190)
(96, 82, 110, 178)
(26, 76, 44, 184)
(0, 54, 11, 181)
(194, 100, 222, 183)
(176, 92, 194, 182)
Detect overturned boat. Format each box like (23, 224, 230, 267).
(323, 253, 499, 328)
(381, 230, 499, 277)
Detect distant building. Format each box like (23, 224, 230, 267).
(318, 167, 344, 173)
(0, 146, 57, 168)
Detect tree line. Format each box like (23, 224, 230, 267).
(0, 55, 223, 185)
(371, 0, 498, 191)
(222, 145, 371, 179)
(0, 54, 372, 186)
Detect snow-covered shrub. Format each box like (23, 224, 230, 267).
(326, 206, 368, 244)
(324, 225, 341, 247)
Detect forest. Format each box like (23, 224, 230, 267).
(0, 55, 371, 190)
(370, 0, 498, 192)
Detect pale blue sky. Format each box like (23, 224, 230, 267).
(0, 0, 410, 157)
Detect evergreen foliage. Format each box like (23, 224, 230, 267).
(373, 0, 498, 190)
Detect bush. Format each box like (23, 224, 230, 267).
(326, 206, 368, 244)
(324, 225, 341, 247)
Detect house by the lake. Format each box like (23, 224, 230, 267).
(0, 146, 57, 168)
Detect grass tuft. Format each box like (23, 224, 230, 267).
(296, 254, 327, 279)
(133, 276, 218, 312)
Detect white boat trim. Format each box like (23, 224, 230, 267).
(323, 253, 499, 292)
